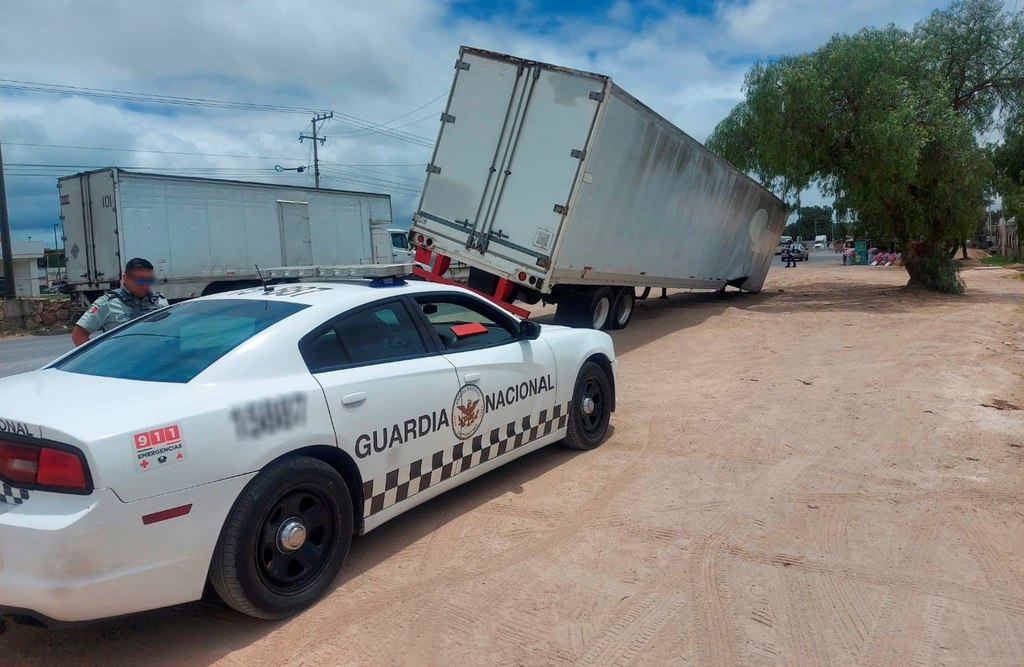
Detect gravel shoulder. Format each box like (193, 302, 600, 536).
(4, 260, 1023, 666)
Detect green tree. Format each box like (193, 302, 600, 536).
(993, 116, 1024, 224)
(708, 0, 1023, 293)
(785, 205, 834, 241)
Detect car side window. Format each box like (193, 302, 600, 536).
(414, 296, 517, 351)
(306, 300, 428, 371)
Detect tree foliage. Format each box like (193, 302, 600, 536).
(707, 0, 1024, 292)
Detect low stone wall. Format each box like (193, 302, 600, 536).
(0, 297, 74, 333)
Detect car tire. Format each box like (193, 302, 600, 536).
(608, 287, 635, 330)
(209, 455, 353, 619)
(562, 361, 613, 450)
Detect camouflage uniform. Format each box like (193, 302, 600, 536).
(76, 287, 169, 334)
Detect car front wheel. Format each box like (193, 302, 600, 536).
(562, 361, 613, 450)
(210, 456, 353, 619)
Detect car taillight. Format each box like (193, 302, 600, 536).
(0, 439, 89, 492)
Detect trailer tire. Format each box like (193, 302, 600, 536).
(608, 287, 635, 330)
(587, 288, 614, 330)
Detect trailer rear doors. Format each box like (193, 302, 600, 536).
(59, 169, 122, 292)
(416, 49, 605, 272)
(278, 200, 313, 266)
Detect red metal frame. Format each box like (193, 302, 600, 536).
(411, 249, 531, 318)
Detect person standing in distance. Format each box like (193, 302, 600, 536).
(785, 241, 798, 268)
(71, 257, 168, 346)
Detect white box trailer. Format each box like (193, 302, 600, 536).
(410, 47, 787, 329)
(58, 168, 406, 302)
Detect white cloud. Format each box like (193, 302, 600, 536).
(0, 0, 950, 241)
(717, 0, 945, 54)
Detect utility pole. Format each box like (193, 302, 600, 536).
(52, 223, 60, 284)
(299, 112, 332, 188)
(0, 141, 15, 299)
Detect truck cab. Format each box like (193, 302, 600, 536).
(371, 226, 412, 264)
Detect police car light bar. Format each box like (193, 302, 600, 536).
(266, 264, 413, 280)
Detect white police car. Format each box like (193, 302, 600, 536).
(0, 267, 615, 624)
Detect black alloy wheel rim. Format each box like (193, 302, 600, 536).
(257, 486, 335, 594)
(580, 375, 606, 436)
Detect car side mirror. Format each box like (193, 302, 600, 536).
(520, 320, 541, 340)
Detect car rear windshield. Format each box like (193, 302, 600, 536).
(55, 299, 307, 383)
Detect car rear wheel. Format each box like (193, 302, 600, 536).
(562, 361, 613, 450)
(210, 456, 353, 619)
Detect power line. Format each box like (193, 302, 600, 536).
(2, 141, 307, 162)
(319, 160, 425, 183)
(0, 78, 437, 148)
(318, 168, 422, 195)
(2, 142, 427, 167)
(337, 110, 441, 138)
(334, 91, 448, 137)
(0, 78, 321, 114)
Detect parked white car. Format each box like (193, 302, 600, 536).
(0, 271, 615, 625)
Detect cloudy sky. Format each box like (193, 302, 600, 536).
(1, 0, 950, 245)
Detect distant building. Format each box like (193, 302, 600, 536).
(0, 240, 45, 297)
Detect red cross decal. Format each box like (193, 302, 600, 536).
(140, 459, 149, 469)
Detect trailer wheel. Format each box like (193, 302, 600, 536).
(608, 287, 635, 330)
(554, 288, 612, 329)
(587, 288, 614, 330)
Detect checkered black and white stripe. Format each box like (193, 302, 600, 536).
(362, 402, 570, 517)
(1, 482, 30, 506)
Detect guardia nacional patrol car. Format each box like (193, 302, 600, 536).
(0, 265, 615, 625)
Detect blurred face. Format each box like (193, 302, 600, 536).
(123, 268, 156, 297)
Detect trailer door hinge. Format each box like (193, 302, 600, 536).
(570, 148, 586, 160)
(426, 164, 442, 175)
(440, 112, 456, 124)
(589, 91, 605, 102)
(455, 59, 470, 71)
(553, 204, 569, 215)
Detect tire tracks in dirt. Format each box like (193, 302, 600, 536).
(281, 420, 658, 665)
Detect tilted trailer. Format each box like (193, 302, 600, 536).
(409, 47, 787, 329)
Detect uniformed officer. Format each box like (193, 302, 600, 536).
(71, 257, 169, 346)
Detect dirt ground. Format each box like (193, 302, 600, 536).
(5, 259, 1024, 666)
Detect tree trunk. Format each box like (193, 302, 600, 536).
(904, 241, 927, 285)
(961, 239, 968, 260)
(903, 241, 965, 294)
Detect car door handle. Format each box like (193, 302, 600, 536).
(341, 392, 367, 406)
(463, 373, 481, 384)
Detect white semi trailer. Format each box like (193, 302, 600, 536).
(58, 168, 407, 302)
(409, 47, 788, 329)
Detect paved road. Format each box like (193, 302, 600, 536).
(777, 248, 845, 266)
(0, 251, 845, 380)
(0, 334, 73, 378)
